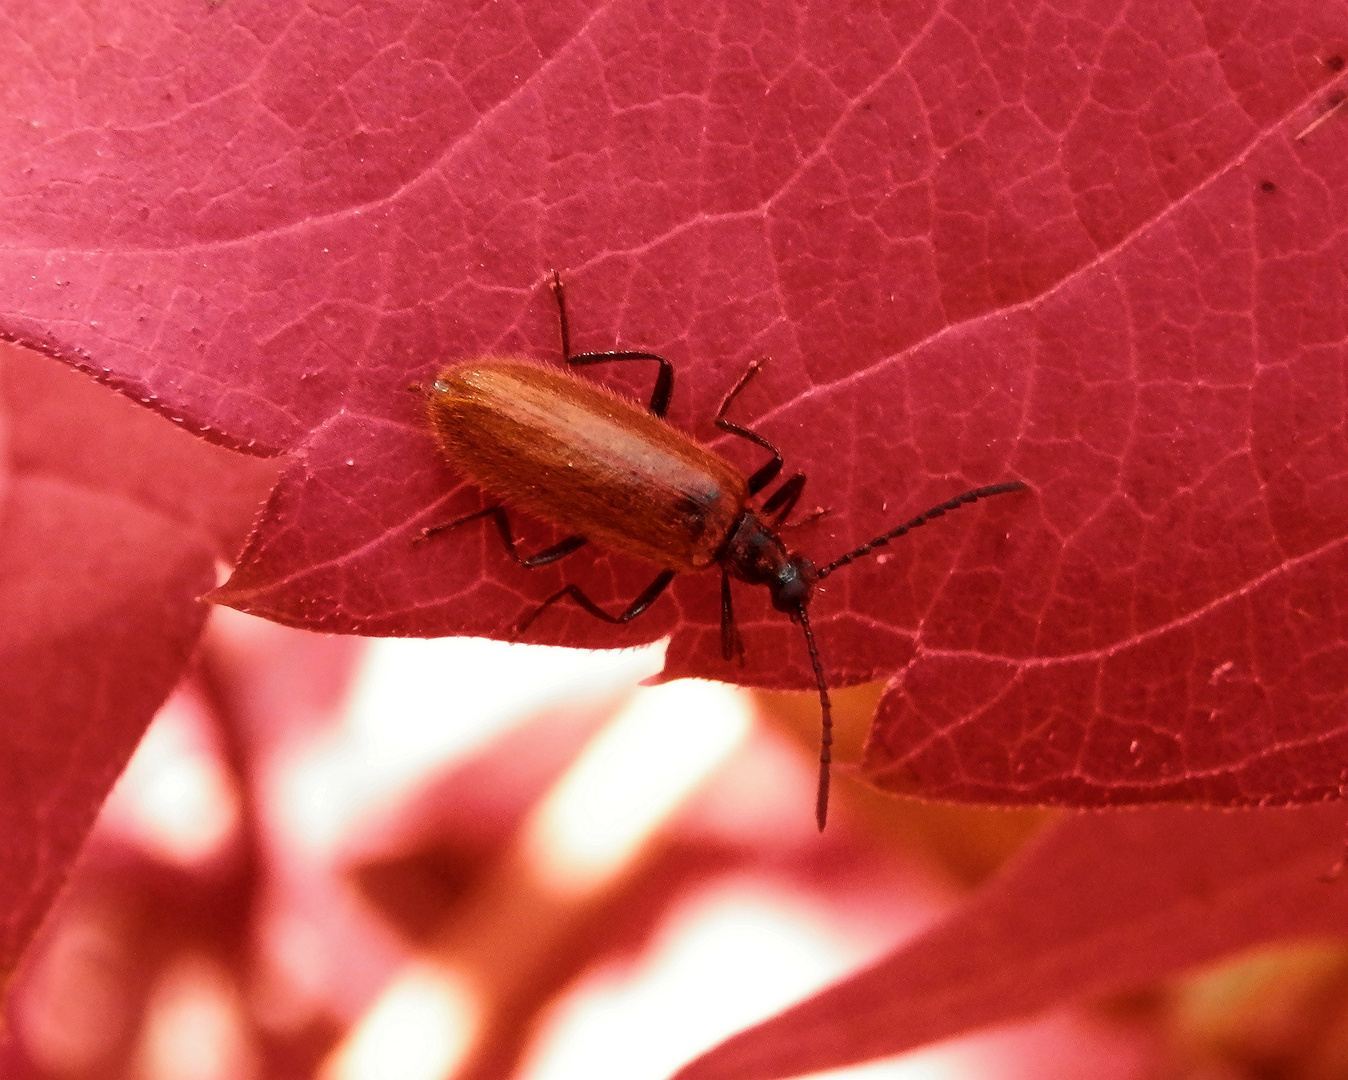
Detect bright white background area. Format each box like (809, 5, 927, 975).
(23, 618, 1143, 1080)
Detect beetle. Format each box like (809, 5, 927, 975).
(416, 271, 1027, 830)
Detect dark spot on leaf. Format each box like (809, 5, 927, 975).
(1260, 180, 1277, 194)
(1327, 55, 1345, 73)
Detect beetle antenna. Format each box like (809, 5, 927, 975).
(795, 602, 833, 831)
(816, 482, 1027, 580)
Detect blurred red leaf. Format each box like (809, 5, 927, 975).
(0, 347, 276, 979)
(1, 4, 1346, 810)
(677, 804, 1348, 1080)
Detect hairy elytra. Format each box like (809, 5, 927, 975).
(417, 271, 1027, 830)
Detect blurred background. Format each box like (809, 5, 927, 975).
(9, 607, 1348, 1080)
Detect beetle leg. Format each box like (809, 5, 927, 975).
(566, 350, 675, 418)
(720, 568, 746, 664)
(549, 270, 675, 417)
(513, 569, 677, 638)
(416, 505, 587, 568)
(760, 472, 808, 525)
(715, 359, 789, 496)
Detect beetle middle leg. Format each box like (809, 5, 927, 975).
(416, 505, 586, 567)
(549, 270, 674, 417)
(514, 569, 677, 638)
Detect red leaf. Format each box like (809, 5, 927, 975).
(1, 1, 1346, 808)
(0, 347, 276, 978)
(675, 804, 1348, 1080)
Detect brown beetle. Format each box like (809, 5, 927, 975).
(419, 272, 1026, 829)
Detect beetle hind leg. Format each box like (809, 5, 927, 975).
(416, 505, 586, 568)
(513, 569, 677, 639)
